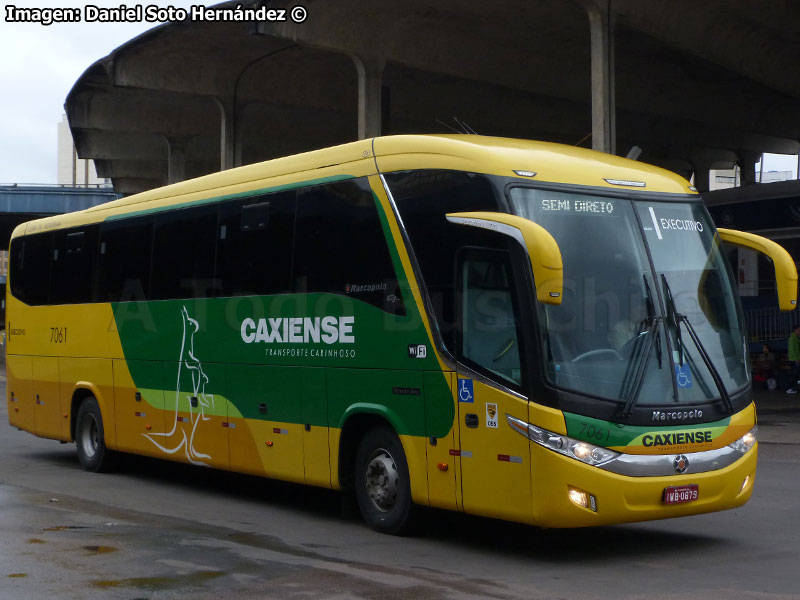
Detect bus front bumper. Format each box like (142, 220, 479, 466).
(528, 441, 757, 528)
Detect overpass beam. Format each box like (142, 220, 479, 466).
(738, 150, 761, 186)
(213, 97, 236, 171)
(164, 136, 188, 184)
(690, 152, 716, 193)
(582, 0, 616, 154)
(353, 55, 385, 139)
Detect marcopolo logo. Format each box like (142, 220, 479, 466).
(241, 316, 355, 345)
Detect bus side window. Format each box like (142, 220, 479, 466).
(98, 216, 154, 303)
(457, 249, 524, 388)
(216, 191, 295, 297)
(151, 205, 218, 300)
(50, 226, 99, 304)
(11, 233, 52, 306)
(293, 179, 405, 315)
(387, 170, 502, 353)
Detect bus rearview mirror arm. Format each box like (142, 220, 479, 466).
(718, 228, 798, 312)
(445, 212, 563, 305)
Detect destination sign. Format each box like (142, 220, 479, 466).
(540, 198, 615, 214)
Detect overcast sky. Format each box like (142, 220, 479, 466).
(0, 1, 797, 184)
(0, 0, 210, 184)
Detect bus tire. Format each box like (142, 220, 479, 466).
(75, 396, 114, 473)
(354, 426, 413, 534)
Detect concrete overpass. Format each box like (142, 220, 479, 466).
(65, 0, 800, 196)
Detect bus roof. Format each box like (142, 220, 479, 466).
(12, 135, 695, 238)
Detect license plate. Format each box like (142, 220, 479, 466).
(663, 484, 699, 505)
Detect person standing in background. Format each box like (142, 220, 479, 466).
(786, 326, 800, 394)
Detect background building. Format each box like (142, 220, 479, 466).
(57, 115, 108, 187)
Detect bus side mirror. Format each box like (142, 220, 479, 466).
(718, 228, 798, 311)
(446, 212, 563, 305)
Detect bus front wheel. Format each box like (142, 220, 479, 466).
(75, 396, 114, 473)
(354, 426, 413, 534)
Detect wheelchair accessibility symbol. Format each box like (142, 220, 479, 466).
(458, 378, 474, 403)
(675, 363, 693, 388)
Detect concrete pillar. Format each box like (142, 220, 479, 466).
(582, 0, 616, 154)
(690, 153, 716, 193)
(164, 136, 188, 184)
(213, 97, 236, 171)
(352, 55, 385, 139)
(738, 150, 761, 186)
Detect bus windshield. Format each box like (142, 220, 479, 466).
(508, 187, 748, 407)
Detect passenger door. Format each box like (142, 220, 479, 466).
(455, 248, 533, 523)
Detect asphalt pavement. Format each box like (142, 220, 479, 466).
(752, 386, 800, 445)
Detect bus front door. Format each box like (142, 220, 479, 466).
(456, 376, 532, 523)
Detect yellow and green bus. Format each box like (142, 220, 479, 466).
(6, 135, 796, 533)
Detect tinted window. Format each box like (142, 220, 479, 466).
(459, 249, 523, 387)
(293, 179, 404, 314)
(151, 205, 218, 300)
(10, 233, 52, 305)
(387, 170, 502, 350)
(51, 226, 98, 304)
(98, 216, 154, 302)
(217, 191, 295, 296)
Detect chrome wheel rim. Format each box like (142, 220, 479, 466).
(364, 448, 399, 512)
(79, 414, 99, 459)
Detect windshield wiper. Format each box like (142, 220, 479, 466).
(618, 276, 661, 418)
(618, 316, 659, 418)
(660, 275, 734, 414)
(661, 274, 684, 365)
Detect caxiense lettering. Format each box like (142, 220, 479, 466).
(241, 316, 355, 345)
(642, 431, 713, 447)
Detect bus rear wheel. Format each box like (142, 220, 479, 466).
(354, 426, 413, 534)
(75, 396, 114, 472)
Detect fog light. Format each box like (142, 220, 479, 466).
(568, 486, 597, 512)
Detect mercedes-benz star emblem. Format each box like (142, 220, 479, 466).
(673, 454, 689, 474)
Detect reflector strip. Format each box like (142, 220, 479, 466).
(273, 428, 288, 434)
(449, 449, 460, 456)
(135, 411, 146, 417)
(498, 454, 523, 463)
(222, 422, 236, 428)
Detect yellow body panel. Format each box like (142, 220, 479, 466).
(7, 355, 35, 433)
(237, 421, 305, 484)
(457, 378, 532, 522)
(112, 362, 166, 459)
(424, 372, 459, 511)
(32, 357, 62, 440)
(400, 433, 430, 507)
(373, 135, 695, 194)
(302, 425, 332, 488)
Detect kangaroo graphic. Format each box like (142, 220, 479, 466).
(144, 306, 214, 465)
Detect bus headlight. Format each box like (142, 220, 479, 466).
(506, 415, 619, 466)
(728, 426, 757, 454)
